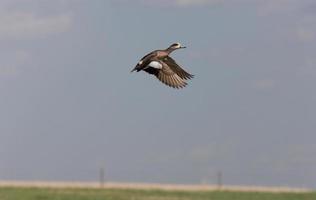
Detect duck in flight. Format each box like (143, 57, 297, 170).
(131, 43, 194, 89)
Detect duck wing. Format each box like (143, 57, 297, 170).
(163, 56, 194, 80)
(155, 61, 187, 89)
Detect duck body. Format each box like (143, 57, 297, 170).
(131, 43, 194, 89)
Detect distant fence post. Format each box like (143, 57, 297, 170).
(99, 166, 105, 188)
(217, 171, 222, 190)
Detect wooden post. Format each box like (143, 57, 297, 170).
(217, 171, 222, 190)
(99, 166, 105, 188)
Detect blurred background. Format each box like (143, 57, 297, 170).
(0, 0, 315, 188)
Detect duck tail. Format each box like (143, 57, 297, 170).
(130, 64, 141, 73)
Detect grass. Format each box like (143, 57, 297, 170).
(0, 187, 315, 200)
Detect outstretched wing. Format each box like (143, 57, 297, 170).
(155, 62, 187, 89)
(163, 56, 194, 80)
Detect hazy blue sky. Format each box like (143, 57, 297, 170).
(1, 0, 316, 188)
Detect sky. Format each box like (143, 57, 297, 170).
(0, 0, 316, 188)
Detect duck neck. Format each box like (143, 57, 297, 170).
(165, 47, 176, 54)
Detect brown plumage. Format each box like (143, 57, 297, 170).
(131, 43, 194, 89)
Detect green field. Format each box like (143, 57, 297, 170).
(0, 187, 315, 200)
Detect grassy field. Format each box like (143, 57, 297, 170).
(0, 187, 315, 200)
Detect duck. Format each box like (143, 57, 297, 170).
(131, 43, 194, 89)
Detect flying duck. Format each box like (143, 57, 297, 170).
(131, 43, 194, 89)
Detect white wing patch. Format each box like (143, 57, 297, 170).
(148, 61, 162, 69)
